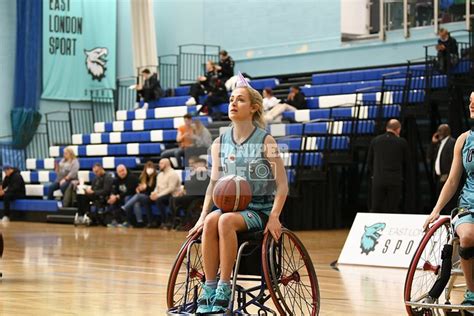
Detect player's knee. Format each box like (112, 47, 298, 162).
(218, 213, 237, 233)
(459, 231, 474, 248)
(203, 212, 220, 233)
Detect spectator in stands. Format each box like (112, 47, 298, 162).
(428, 124, 456, 212)
(285, 85, 307, 110)
(416, 0, 433, 27)
(121, 161, 157, 228)
(136, 68, 164, 107)
(367, 119, 411, 213)
(188, 119, 213, 158)
(75, 163, 113, 226)
(47, 147, 79, 201)
(262, 88, 281, 112)
(150, 158, 181, 228)
(186, 60, 218, 106)
(202, 77, 228, 120)
(436, 28, 459, 73)
(0, 166, 25, 222)
(216, 50, 235, 82)
(263, 87, 304, 123)
(169, 158, 210, 230)
(107, 165, 139, 228)
(161, 114, 195, 167)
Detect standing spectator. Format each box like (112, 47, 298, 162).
(186, 60, 218, 106)
(0, 166, 25, 222)
(75, 163, 113, 226)
(285, 85, 307, 110)
(436, 28, 459, 73)
(136, 68, 164, 106)
(121, 161, 157, 227)
(47, 147, 79, 201)
(107, 165, 139, 228)
(428, 124, 456, 212)
(161, 114, 195, 167)
(150, 158, 181, 228)
(169, 158, 210, 230)
(216, 50, 235, 82)
(367, 119, 411, 213)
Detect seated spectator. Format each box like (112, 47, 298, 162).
(169, 158, 210, 230)
(216, 50, 235, 83)
(47, 147, 79, 202)
(436, 28, 458, 73)
(136, 68, 164, 107)
(121, 161, 157, 228)
(75, 163, 113, 226)
(202, 77, 228, 120)
(264, 86, 306, 123)
(161, 114, 194, 168)
(0, 165, 25, 222)
(186, 60, 218, 106)
(107, 165, 139, 228)
(150, 158, 181, 228)
(187, 119, 213, 158)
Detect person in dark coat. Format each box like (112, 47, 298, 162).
(436, 28, 459, 73)
(0, 166, 25, 222)
(216, 50, 235, 83)
(107, 164, 140, 227)
(75, 163, 113, 225)
(367, 119, 411, 213)
(137, 68, 164, 103)
(428, 124, 457, 212)
(285, 86, 307, 110)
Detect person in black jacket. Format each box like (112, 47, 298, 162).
(428, 124, 457, 212)
(367, 119, 411, 213)
(137, 69, 164, 104)
(436, 28, 458, 73)
(216, 50, 235, 83)
(186, 60, 219, 106)
(75, 163, 113, 226)
(107, 165, 139, 227)
(285, 86, 307, 110)
(202, 77, 228, 120)
(0, 166, 25, 222)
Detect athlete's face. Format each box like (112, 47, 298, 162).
(470, 92, 474, 119)
(229, 88, 255, 123)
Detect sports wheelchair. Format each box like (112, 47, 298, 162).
(166, 228, 320, 315)
(404, 210, 474, 315)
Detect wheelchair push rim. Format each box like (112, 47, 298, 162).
(404, 217, 451, 315)
(167, 232, 204, 310)
(262, 228, 320, 316)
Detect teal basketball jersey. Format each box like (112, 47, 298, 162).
(219, 126, 275, 211)
(460, 131, 474, 208)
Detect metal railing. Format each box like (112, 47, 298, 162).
(90, 89, 115, 123)
(159, 54, 178, 90)
(116, 76, 138, 111)
(178, 44, 220, 84)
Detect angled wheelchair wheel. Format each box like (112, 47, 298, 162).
(263, 228, 320, 316)
(404, 217, 452, 316)
(166, 232, 204, 311)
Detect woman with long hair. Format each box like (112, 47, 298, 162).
(48, 146, 80, 201)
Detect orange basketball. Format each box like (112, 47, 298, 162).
(212, 175, 252, 212)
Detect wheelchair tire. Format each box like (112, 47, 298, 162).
(262, 228, 320, 316)
(166, 232, 204, 310)
(404, 217, 452, 316)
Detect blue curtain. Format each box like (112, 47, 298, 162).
(11, 0, 42, 149)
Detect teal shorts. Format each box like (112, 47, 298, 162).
(214, 209, 271, 231)
(453, 212, 474, 230)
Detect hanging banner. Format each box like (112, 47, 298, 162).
(42, 0, 116, 101)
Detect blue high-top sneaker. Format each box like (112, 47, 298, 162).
(196, 283, 216, 314)
(211, 282, 232, 313)
(462, 289, 474, 306)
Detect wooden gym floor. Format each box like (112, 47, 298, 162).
(0, 222, 415, 315)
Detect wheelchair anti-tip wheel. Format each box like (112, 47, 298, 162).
(263, 228, 320, 316)
(166, 232, 204, 312)
(404, 217, 452, 315)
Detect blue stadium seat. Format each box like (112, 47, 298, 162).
(50, 143, 166, 157)
(20, 171, 95, 184)
(0, 200, 59, 212)
(277, 136, 350, 151)
(174, 86, 191, 96)
(281, 105, 400, 122)
(26, 157, 140, 170)
(94, 116, 211, 133)
(116, 105, 200, 121)
(72, 130, 178, 145)
(249, 78, 279, 90)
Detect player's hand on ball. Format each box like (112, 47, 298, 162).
(187, 215, 205, 238)
(423, 211, 440, 231)
(264, 213, 282, 241)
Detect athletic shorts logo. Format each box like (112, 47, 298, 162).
(360, 222, 386, 255)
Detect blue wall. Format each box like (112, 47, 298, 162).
(0, 0, 16, 137)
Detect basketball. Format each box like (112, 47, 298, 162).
(212, 175, 252, 212)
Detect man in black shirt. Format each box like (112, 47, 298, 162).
(286, 86, 307, 110)
(367, 119, 411, 213)
(107, 164, 139, 227)
(0, 166, 25, 222)
(75, 163, 114, 225)
(216, 50, 234, 83)
(436, 28, 458, 73)
(137, 68, 164, 104)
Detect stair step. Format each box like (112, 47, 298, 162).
(46, 214, 74, 224)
